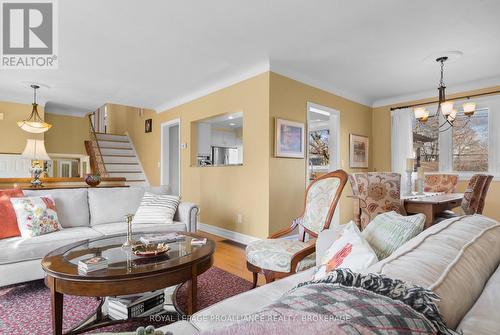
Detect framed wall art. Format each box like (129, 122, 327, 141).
(349, 133, 369, 168)
(275, 118, 305, 158)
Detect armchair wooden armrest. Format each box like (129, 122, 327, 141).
(290, 239, 316, 273)
(268, 216, 301, 239)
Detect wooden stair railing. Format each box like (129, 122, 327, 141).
(85, 112, 108, 177)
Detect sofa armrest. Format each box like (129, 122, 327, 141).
(175, 202, 199, 232)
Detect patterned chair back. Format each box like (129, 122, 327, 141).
(300, 170, 348, 238)
(462, 174, 493, 215)
(424, 174, 458, 193)
(350, 172, 403, 230)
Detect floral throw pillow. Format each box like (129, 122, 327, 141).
(313, 223, 378, 281)
(10, 196, 62, 238)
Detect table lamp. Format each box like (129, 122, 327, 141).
(21, 139, 50, 187)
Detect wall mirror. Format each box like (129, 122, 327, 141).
(193, 111, 243, 167)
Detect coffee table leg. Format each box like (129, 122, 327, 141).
(187, 271, 198, 315)
(49, 277, 63, 335)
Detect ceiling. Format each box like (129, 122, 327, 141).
(1, 0, 499, 115)
(200, 112, 243, 129)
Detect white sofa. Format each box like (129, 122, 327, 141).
(0, 186, 199, 287)
(159, 214, 500, 335)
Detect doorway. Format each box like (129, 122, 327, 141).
(307, 102, 341, 224)
(161, 119, 181, 196)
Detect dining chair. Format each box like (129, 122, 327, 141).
(349, 172, 405, 230)
(246, 169, 348, 286)
(424, 174, 459, 193)
(438, 174, 493, 219)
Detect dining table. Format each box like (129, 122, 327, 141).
(403, 192, 464, 228)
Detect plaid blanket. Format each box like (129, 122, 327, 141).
(203, 269, 458, 335)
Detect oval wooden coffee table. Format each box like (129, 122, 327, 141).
(42, 232, 215, 335)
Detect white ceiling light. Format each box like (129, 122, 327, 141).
(17, 85, 52, 133)
(412, 56, 478, 132)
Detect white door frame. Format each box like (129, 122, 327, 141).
(306, 102, 341, 225)
(160, 118, 181, 194)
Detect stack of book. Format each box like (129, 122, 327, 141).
(140, 233, 185, 245)
(107, 290, 165, 320)
(78, 256, 108, 274)
(191, 238, 207, 246)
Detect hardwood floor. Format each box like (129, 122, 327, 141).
(196, 231, 266, 286)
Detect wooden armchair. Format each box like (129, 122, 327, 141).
(246, 170, 348, 287)
(349, 172, 405, 230)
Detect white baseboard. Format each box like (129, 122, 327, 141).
(197, 222, 299, 245)
(197, 223, 260, 245)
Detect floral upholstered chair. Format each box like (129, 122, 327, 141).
(424, 174, 458, 193)
(246, 170, 348, 286)
(349, 172, 404, 230)
(438, 174, 493, 219)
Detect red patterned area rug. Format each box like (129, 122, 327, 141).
(0, 267, 253, 334)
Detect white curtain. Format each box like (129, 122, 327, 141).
(391, 108, 414, 194)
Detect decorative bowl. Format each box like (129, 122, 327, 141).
(132, 243, 170, 257)
(85, 174, 101, 187)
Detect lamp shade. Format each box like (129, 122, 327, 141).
(463, 102, 476, 116)
(21, 139, 51, 161)
(414, 107, 426, 118)
(441, 101, 454, 116)
(17, 120, 52, 133)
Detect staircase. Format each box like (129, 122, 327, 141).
(91, 133, 149, 186)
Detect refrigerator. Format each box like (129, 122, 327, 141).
(211, 146, 239, 165)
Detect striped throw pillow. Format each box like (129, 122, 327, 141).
(361, 211, 425, 260)
(132, 192, 180, 224)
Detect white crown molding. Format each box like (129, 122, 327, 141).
(197, 222, 260, 245)
(154, 60, 270, 113)
(269, 65, 373, 107)
(372, 76, 500, 108)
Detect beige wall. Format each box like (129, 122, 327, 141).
(372, 85, 500, 221)
(106, 104, 131, 135)
(108, 72, 373, 238)
(44, 113, 91, 155)
(269, 73, 373, 233)
(107, 73, 271, 238)
(0, 101, 44, 153)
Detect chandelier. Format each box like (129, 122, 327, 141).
(414, 56, 476, 131)
(17, 84, 52, 133)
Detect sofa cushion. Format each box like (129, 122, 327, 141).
(88, 187, 145, 226)
(190, 267, 316, 332)
(0, 227, 102, 265)
(457, 263, 500, 335)
(158, 320, 199, 335)
(90, 221, 187, 236)
(361, 211, 425, 260)
(366, 214, 500, 329)
(315, 222, 350, 264)
(0, 188, 24, 239)
(10, 195, 62, 238)
(132, 192, 180, 224)
(313, 223, 377, 280)
(24, 188, 89, 228)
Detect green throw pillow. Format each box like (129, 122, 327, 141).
(361, 211, 425, 260)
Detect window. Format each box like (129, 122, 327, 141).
(307, 102, 340, 183)
(410, 95, 500, 177)
(309, 129, 330, 168)
(452, 109, 488, 172)
(413, 114, 439, 172)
